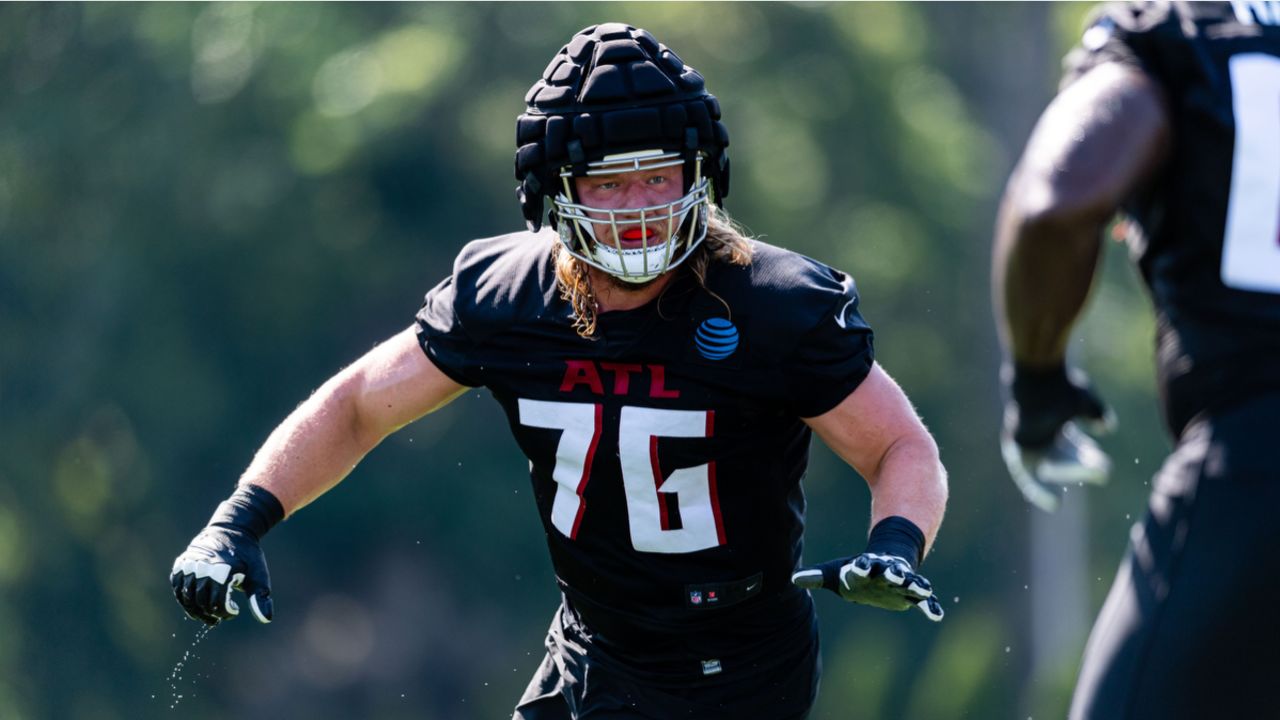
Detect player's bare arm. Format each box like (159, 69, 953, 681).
(242, 326, 467, 515)
(792, 362, 947, 621)
(805, 362, 946, 549)
(994, 62, 1170, 511)
(170, 327, 466, 625)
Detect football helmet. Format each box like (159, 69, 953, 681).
(514, 23, 730, 283)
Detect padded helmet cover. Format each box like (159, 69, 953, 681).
(514, 23, 730, 231)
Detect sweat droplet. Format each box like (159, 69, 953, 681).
(166, 624, 215, 708)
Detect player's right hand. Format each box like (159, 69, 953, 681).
(1001, 362, 1115, 512)
(171, 525, 272, 625)
(169, 484, 283, 626)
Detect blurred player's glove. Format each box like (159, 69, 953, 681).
(170, 484, 283, 626)
(791, 516, 944, 622)
(1001, 362, 1115, 512)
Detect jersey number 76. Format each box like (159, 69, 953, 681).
(518, 399, 727, 554)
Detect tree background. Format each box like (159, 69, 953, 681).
(0, 3, 1169, 719)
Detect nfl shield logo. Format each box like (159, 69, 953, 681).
(690, 591, 703, 605)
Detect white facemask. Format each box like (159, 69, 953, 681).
(552, 149, 711, 284)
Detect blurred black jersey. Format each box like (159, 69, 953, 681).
(1064, 1, 1280, 437)
(415, 231, 874, 683)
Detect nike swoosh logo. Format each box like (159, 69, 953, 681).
(834, 297, 856, 329)
(745, 582, 759, 593)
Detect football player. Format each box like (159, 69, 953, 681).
(994, 2, 1280, 717)
(172, 23, 948, 718)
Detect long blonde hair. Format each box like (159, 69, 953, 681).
(552, 207, 754, 339)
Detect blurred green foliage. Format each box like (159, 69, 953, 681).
(1, 3, 1169, 719)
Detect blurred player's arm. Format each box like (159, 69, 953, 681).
(992, 62, 1170, 510)
(994, 62, 1170, 367)
(793, 362, 947, 621)
(243, 326, 467, 515)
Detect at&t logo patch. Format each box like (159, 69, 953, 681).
(694, 318, 739, 360)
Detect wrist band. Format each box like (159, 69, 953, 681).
(865, 515, 925, 568)
(207, 483, 284, 539)
(1007, 361, 1070, 406)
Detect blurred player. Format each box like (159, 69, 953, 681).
(994, 2, 1280, 717)
(171, 22, 948, 719)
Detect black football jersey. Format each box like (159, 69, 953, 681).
(416, 231, 873, 679)
(1064, 1, 1280, 437)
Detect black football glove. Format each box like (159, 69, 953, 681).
(1001, 362, 1115, 512)
(170, 484, 284, 626)
(791, 516, 944, 622)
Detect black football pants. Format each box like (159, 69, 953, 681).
(1070, 393, 1280, 719)
(512, 602, 820, 720)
